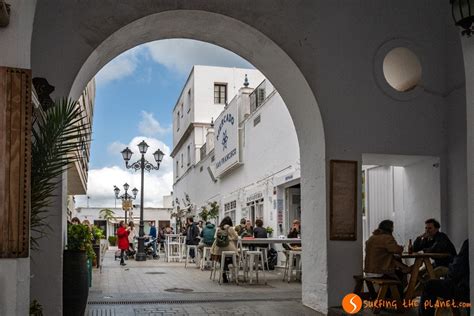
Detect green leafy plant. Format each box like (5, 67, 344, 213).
(198, 206, 209, 222)
(198, 201, 219, 222)
(29, 299, 43, 316)
(266, 226, 274, 234)
(31, 99, 91, 250)
(91, 225, 105, 244)
(108, 236, 117, 246)
(66, 224, 95, 260)
(208, 201, 219, 219)
(99, 208, 116, 222)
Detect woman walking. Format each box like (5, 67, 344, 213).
(117, 221, 130, 266)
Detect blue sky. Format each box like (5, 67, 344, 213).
(76, 39, 254, 208)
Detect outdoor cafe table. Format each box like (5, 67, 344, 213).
(400, 252, 451, 300)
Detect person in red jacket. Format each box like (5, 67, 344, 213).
(117, 221, 130, 266)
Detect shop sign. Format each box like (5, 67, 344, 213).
(277, 199, 284, 224)
(246, 192, 263, 203)
(214, 101, 239, 176)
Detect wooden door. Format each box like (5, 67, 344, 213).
(0, 67, 31, 258)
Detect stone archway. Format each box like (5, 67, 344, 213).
(44, 10, 328, 313)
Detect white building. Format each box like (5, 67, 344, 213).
(172, 66, 300, 236)
(72, 206, 174, 238)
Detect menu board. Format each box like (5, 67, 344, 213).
(330, 160, 358, 240)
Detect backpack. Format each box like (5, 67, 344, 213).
(215, 227, 229, 248)
(267, 248, 278, 270)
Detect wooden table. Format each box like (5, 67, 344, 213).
(400, 252, 450, 299)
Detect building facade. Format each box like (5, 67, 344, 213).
(72, 206, 174, 238)
(172, 66, 300, 237)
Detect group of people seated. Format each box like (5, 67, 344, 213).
(364, 218, 469, 316)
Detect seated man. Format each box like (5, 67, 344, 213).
(198, 221, 216, 261)
(413, 218, 457, 277)
(419, 239, 469, 316)
(365, 220, 409, 291)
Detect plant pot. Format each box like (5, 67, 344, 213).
(63, 250, 89, 316)
(93, 244, 100, 268)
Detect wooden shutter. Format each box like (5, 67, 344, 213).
(0, 67, 31, 258)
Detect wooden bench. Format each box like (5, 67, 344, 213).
(353, 275, 403, 314)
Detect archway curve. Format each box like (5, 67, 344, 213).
(70, 9, 328, 313)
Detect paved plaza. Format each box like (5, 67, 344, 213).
(86, 247, 318, 316)
(87, 248, 423, 315)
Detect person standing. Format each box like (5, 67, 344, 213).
(128, 221, 136, 257)
(116, 221, 129, 266)
(149, 221, 158, 258)
(185, 216, 200, 259)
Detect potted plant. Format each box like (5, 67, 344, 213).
(108, 235, 117, 246)
(198, 206, 209, 222)
(91, 225, 104, 267)
(266, 226, 274, 237)
(63, 223, 95, 316)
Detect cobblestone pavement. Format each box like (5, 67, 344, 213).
(86, 247, 319, 316)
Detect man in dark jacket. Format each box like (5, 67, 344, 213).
(419, 239, 469, 316)
(149, 222, 158, 258)
(185, 216, 199, 259)
(413, 218, 457, 274)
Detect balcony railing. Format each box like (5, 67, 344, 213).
(200, 143, 207, 161)
(249, 79, 274, 113)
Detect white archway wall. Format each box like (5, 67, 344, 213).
(71, 10, 328, 311)
(460, 38, 474, 307)
(29, 0, 471, 312)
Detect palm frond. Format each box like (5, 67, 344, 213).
(31, 98, 92, 251)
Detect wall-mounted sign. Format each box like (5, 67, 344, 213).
(214, 101, 239, 176)
(329, 160, 358, 241)
(122, 200, 133, 211)
(246, 192, 263, 203)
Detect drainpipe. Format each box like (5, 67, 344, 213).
(0, 1, 11, 27)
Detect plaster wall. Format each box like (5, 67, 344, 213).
(172, 74, 193, 147)
(0, 258, 30, 315)
(461, 36, 474, 307)
(0, 1, 36, 313)
(30, 172, 67, 315)
(445, 29, 468, 248)
(402, 159, 442, 242)
(0, 0, 36, 68)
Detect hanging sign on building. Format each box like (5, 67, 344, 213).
(214, 100, 240, 176)
(122, 200, 133, 211)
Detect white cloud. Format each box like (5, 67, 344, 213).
(138, 111, 171, 137)
(107, 141, 127, 156)
(145, 39, 255, 76)
(77, 136, 173, 208)
(95, 46, 144, 85)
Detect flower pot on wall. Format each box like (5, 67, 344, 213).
(63, 250, 89, 316)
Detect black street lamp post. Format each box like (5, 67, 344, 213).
(113, 183, 138, 223)
(121, 140, 165, 261)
